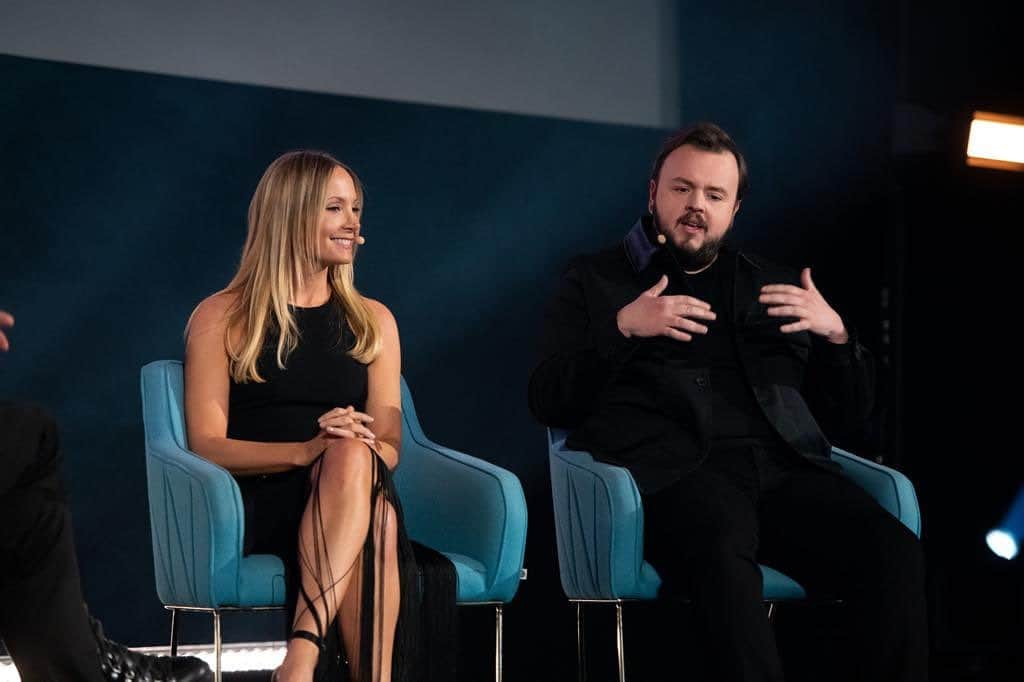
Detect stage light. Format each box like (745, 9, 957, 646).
(986, 529, 1018, 560)
(987, 484, 1024, 560)
(966, 111, 1024, 171)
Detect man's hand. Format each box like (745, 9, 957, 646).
(0, 310, 13, 352)
(616, 275, 717, 342)
(759, 268, 849, 344)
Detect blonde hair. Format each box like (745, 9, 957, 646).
(219, 150, 380, 383)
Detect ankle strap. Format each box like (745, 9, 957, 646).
(289, 629, 325, 653)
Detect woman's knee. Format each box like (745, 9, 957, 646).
(317, 438, 375, 492)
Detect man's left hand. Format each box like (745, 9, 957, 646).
(759, 268, 849, 344)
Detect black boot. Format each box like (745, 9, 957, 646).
(89, 614, 212, 682)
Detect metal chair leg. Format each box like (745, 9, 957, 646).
(494, 604, 504, 682)
(212, 610, 222, 682)
(576, 602, 587, 682)
(767, 602, 776, 623)
(615, 602, 625, 682)
(169, 608, 179, 657)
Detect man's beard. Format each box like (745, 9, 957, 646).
(652, 205, 729, 271)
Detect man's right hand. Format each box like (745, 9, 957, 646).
(0, 310, 13, 352)
(615, 275, 716, 341)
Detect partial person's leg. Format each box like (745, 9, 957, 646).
(276, 437, 392, 682)
(644, 459, 783, 682)
(337, 489, 401, 681)
(0, 402, 105, 682)
(758, 467, 928, 682)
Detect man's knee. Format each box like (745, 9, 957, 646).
(1, 495, 70, 578)
(0, 402, 58, 440)
(0, 402, 62, 498)
(684, 534, 761, 579)
(651, 503, 758, 558)
(649, 510, 760, 586)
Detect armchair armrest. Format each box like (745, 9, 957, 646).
(393, 386, 527, 603)
(548, 429, 656, 599)
(142, 360, 250, 607)
(831, 447, 921, 537)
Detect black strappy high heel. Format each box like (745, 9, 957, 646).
(289, 629, 326, 654)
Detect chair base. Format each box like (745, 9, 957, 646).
(166, 602, 506, 682)
(165, 605, 284, 682)
(570, 599, 631, 682)
(569, 598, 786, 682)
(458, 601, 504, 682)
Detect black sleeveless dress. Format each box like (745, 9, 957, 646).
(227, 301, 425, 681)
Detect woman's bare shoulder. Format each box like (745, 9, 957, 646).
(362, 297, 398, 331)
(188, 291, 238, 339)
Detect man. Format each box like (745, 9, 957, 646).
(528, 124, 927, 681)
(1, 309, 211, 681)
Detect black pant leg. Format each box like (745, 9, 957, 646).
(644, 461, 784, 682)
(0, 402, 104, 682)
(758, 468, 928, 682)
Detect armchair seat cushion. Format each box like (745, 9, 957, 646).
(761, 565, 807, 601)
(235, 554, 287, 607)
(444, 552, 488, 602)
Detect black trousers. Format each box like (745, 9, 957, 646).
(642, 439, 928, 682)
(0, 402, 103, 681)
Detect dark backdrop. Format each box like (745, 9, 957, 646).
(2, 1, 1022, 679)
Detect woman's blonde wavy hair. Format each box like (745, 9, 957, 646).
(220, 150, 380, 383)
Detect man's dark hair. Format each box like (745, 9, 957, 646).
(650, 122, 748, 201)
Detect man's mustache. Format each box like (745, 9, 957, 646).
(678, 211, 707, 229)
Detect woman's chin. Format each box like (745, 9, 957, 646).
(320, 254, 355, 267)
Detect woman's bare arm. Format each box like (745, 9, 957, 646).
(184, 293, 324, 475)
(363, 299, 403, 470)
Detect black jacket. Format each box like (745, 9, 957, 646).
(528, 219, 875, 493)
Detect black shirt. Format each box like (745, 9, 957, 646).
(622, 248, 780, 445)
(529, 218, 875, 493)
(675, 252, 776, 441)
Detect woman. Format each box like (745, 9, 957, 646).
(184, 151, 416, 681)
